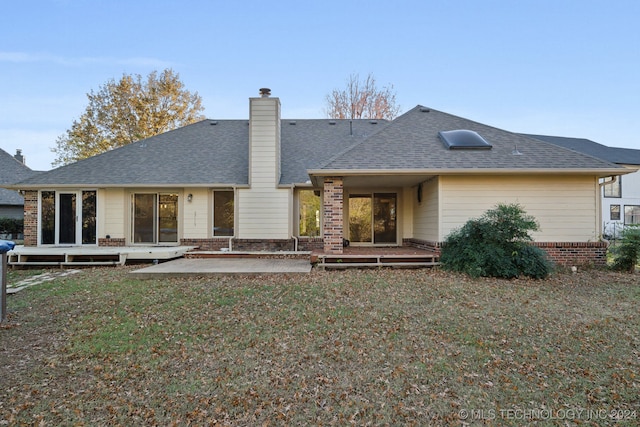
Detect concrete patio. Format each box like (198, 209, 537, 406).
(130, 257, 312, 279)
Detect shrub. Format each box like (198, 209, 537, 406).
(0, 217, 23, 235)
(440, 203, 553, 279)
(609, 225, 640, 272)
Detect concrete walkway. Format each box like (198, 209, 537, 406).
(130, 257, 312, 279)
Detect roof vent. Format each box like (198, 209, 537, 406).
(328, 120, 336, 125)
(210, 121, 218, 125)
(289, 121, 296, 125)
(259, 87, 271, 97)
(420, 107, 431, 113)
(369, 120, 378, 124)
(439, 130, 492, 150)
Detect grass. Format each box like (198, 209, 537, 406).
(0, 267, 638, 426)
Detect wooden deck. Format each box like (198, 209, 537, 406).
(7, 245, 196, 267)
(313, 246, 440, 270)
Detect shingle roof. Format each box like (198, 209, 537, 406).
(0, 148, 38, 205)
(12, 106, 626, 189)
(280, 119, 388, 184)
(16, 120, 249, 186)
(523, 134, 640, 166)
(317, 106, 623, 172)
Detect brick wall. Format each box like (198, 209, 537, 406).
(297, 236, 323, 251)
(22, 191, 38, 247)
(180, 238, 232, 251)
(323, 177, 344, 254)
(232, 239, 295, 251)
(533, 242, 608, 267)
(98, 238, 126, 247)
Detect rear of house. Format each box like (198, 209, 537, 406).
(8, 89, 629, 266)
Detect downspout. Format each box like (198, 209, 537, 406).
(598, 176, 617, 247)
(599, 175, 616, 188)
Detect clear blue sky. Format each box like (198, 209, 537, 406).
(2, 0, 639, 171)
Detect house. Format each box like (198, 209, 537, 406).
(524, 134, 640, 239)
(8, 89, 630, 266)
(0, 148, 37, 225)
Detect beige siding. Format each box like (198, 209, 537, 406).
(237, 96, 291, 239)
(413, 178, 440, 241)
(440, 175, 599, 241)
(101, 188, 126, 239)
(183, 188, 210, 238)
(237, 189, 291, 238)
(401, 187, 413, 238)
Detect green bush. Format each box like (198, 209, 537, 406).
(440, 203, 553, 279)
(0, 217, 23, 235)
(609, 225, 640, 272)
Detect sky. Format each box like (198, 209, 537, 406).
(1, 0, 639, 171)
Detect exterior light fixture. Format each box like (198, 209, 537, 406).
(187, 194, 193, 202)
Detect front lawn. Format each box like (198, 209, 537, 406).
(1, 267, 638, 425)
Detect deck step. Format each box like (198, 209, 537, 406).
(317, 253, 440, 270)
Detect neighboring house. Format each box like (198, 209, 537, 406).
(8, 89, 630, 265)
(525, 134, 640, 239)
(0, 148, 38, 221)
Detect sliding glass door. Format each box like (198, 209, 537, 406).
(39, 190, 97, 245)
(348, 193, 397, 244)
(132, 193, 178, 244)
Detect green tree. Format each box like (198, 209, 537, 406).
(52, 69, 205, 166)
(325, 73, 400, 120)
(440, 203, 553, 279)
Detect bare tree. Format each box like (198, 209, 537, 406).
(325, 73, 400, 120)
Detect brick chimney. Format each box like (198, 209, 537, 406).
(14, 149, 25, 165)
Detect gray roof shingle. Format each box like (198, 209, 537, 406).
(16, 120, 249, 186)
(12, 106, 626, 189)
(318, 106, 623, 172)
(0, 148, 38, 205)
(523, 134, 640, 166)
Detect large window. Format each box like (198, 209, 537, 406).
(213, 191, 234, 236)
(603, 176, 621, 198)
(299, 190, 320, 237)
(624, 205, 640, 225)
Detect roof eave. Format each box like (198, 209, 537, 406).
(5, 183, 250, 190)
(307, 167, 631, 177)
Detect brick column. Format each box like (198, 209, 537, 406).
(23, 191, 38, 247)
(323, 177, 344, 254)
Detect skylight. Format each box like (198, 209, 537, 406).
(438, 130, 492, 150)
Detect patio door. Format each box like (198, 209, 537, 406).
(40, 190, 97, 245)
(348, 193, 397, 244)
(131, 193, 178, 244)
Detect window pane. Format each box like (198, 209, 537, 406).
(603, 176, 621, 198)
(299, 190, 320, 237)
(133, 194, 156, 243)
(214, 191, 234, 236)
(82, 191, 97, 244)
(159, 194, 178, 243)
(610, 205, 621, 221)
(41, 191, 55, 245)
(624, 205, 640, 225)
(349, 195, 372, 243)
(374, 193, 397, 244)
(59, 193, 76, 244)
